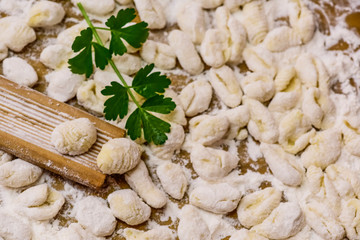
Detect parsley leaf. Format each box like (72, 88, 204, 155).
(93, 43, 111, 70)
(141, 95, 176, 114)
(133, 64, 171, 98)
(125, 108, 142, 140)
(101, 81, 129, 120)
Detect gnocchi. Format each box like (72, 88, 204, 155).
(133, 0, 166, 29)
(124, 227, 174, 240)
(302, 88, 324, 129)
(263, 26, 302, 52)
(40, 44, 73, 70)
(242, 46, 276, 77)
(221, 105, 250, 140)
(140, 40, 176, 70)
(339, 198, 360, 240)
(229, 229, 268, 240)
(177, 205, 211, 240)
(197, 0, 224, 9)
(3, 57, 38, 87)
(0, 43, 8, 61)
(241, 72, 275, 102)
(200, 29, 230, 68)
(242, 1, 268, 45)
(71, 0, 115, 16)
(0, 211, 31, 240)
(27, 1, 65, 27)
(0, 150, 12, 166)
(76, 80, 108, 115)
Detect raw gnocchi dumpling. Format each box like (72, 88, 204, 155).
(224, 0, 252, 12)
(289, 0, 316, 43)
(0, 159, 42, 188)
(302, 88, 324, 129)
(156, 162, 188, 200)
(177, 2, 205, 44)
(241, 73, 275, 102)
(242, 1, 268, 45)
(200, 29, 230, 68)
(76, 80, 108, 115)
(189, 115, 229, 146)
(243, 46, 276, 77)
(252, 202, 305, 239)
(107, 189, 151, 226)
(40, 44, 73, 70)
(0, 150, 12, 166)
(140, 40, 176, 70)
(97, 138, 142, 175)
(229, 229, 268, 240)
(51, 118, 97, 156)
(124, 227, 174, 240)
(0, 211, 31, 240)
(274, 66, 301, 93)
(27, 1, 65, 27)
(208, 66, 243, 108)
(57, 223, 103, 240)
(301, 129, 341, 169)
(106, 54, 142, 76)
(197, 0, 224, 9)
(342, 121, 360, 157)
(190, 144, 239, 181)
(179, 78, 212, 117)
(75, 196, 116, 237)
(0, 16, 36, 52)
(0, 43, 8, 61)
(190, 182, 241, 214)
(237, 187, 282, 228)
(263, 26, 302, 52)
(125, 161, 167, 208)
(268, 91, 300, 113)
(295, 54, 318, 88)
(3, 57, 38, 87)
(134, 0, 166, 29)
(155, 90, 186, 126)
(339, 198, 360, 240)
(71, 0, 115, 16)
(221, 105, 250, 140)
(177, 205, 211, 240)
(16, 183, 48, 207)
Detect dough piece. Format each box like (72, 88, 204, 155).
(179, 78, 212, 117)
(150, 123, 185, 160)
(46, 68, 85, 102)
(0, 16, 36, 52)
(125, 161, 167, 208)
(97, 138, 142, 175)
(107, 189, 151, 225)
(27, 1, 65, 27)
(189, 115, 229, 146)
(274, 66, 300, 93)
(76, 80, 108, 115)
(71, 0, 115, 16)
(241, 73, 275, 102)
(342, 121, 360, 157)
(0, 159, 42, 188)
(156, 162, 187, 200)
(0, 43, 8, 61)
(224, 0, 252, 12)
(242, 1, 268, 45)
(154, 89, 186, 126)
(200, 29, 230, 68)
(17, 183, 48, 207)
(260, 143, 303, 186)
(190, 182, 241, 214)
(0, 150, 12, 166)
(237, 187, 282, 228)
(178, 205, 211, 240)
(58, 223, 104, 240)
(209, 66, 242, 107)
(304, 200, 345, 240)
(115, 0, 132, 4)
(177, 2, 205, 44)
(40, 44, 72, 70)
(75, 196, 116, 237)
(3, 57, 38, 87)
(0, 211, 31, 240)
(243, 46, 276, 77)
(263, 26, 302, 52)
(252, 202, 305, 239)
(190, 144, 239, 181)
(302, 88, 323, 129)
(244, 98, 279, 144)
(140, 40, 176, 70)
(295, 54, 318, 88)
(168, 30, 204, 75)
(326, 164, 360, 199)
(289, 0, 316, 43)
(221, 105, 250, 140)
(230, 229, 268, 240)
(301, 129, 341, 169)
(197, 0, 224, 9)
(51, 118, 97, 156)
(124, 227, 174, 240)
(339, 198, 360, 240)
(108, 53, 142, 76)
(133, 0, 166, 29)
(268, 91, 300, 113)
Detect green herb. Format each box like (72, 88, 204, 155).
(68, 3, 176, 145)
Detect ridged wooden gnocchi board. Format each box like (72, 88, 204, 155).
(0, 76, 125, 188)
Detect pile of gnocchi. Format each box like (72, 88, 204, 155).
(0, 0, 360, 239)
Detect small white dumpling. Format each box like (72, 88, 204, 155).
(40, 44, 73, 70)
(27, 1, 65, 27)
(0, 43, 8, 61)
(190, 144, 239, 181)
(156, 162, 188, 200)
(289, 0, 316, 44)
(140, 40, 176, 70)
(107, 189, 151, 225)
(274, 66, 300, 93)
(51, 118, 97, 156)
(179, 78, 212, 117)
(197, 0, 224, 9)
(125, 161, 167, 208)
(200, 29, 230, 68)
(302, 88, 323, 129)
(124, 227, 174, 240)
(71, 0, 115, 16)
(263, 26, 302, 52)
(242, 1, 268, 45)
(178, 205, 211, 240)
(0, 150, 12, 166)
(295, 54, 318, 88)
(16, 184, 48, 207)
(97, 138, 142, 175)
(241, 72, 275, 102)
(0, 159, 42, 188)
(221, 105, 250, 140)
(339, 198, 360, 240)
(0, 211, 31, 240)
(229, 229, 268, 240)
(3, 57, 38, 87)
(106, 54, 142, 76)
(177, 2, 205, 44)
(268, 91, 300, 113)
(134, 0, 166, 29)
(237, 187, 282, 228)
(75, 196, 116, 237)
(76, 80, 108, 115)
(190, 182, 241, 214)
(57, 223, 103, 240)
(242, 46, 276, 78)
(208, 66, 243, 108)
(224, 0, 252, 12)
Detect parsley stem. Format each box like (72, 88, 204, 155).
(94, 27, 111, 31)
(77, 3, 142, 109)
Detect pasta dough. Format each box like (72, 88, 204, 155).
(3, 57, 38, 87)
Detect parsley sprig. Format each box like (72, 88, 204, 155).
(68, 3, 176, 145)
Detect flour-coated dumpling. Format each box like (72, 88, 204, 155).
(156, 162, 187, 200)
(289, 0, 316, 43)
(237, 187, 282, 228)
(16, 184, 48, 207)
(71, 0, 115, 16)
(295, 54, 318, 88)
(339, 198, 360, 240)
(197, 0, 224, 9)
(155, 89, 186, 126)
(326, 164, 360, 199)
(3, 57, 38, 87)
(134, 0, 166, 29)
(40, 44, 73, 70)
(106, 53, 142, 76)
(125, 161, 167, 208)
(342, 121, 360, 157)
(115, 0, 132, 4)
(0, 43, 8, 61)
(302, 88, 323, 129)
(177, 2, 205, 44)
(282, 128, 316, 154)
(51, 118, 97, 155)
(190, 182, 241, 214)
(57, 223, 103, 240)
(107, 189, 151, 226)
(0, 211, 31, 240)
(268, 91, 300, 113)
(27, 1, 65, 27)
(168, 30, 204, 75)
(242, 1, 268, 45)
(221, 105, 250, 140)
(274, 66, 301, 93)
(76, 80, 108, 115)
(0, 16, 36, 52)
(264, 26, 302, 52)
(190, 144, 239, 181)
(140, 40, 176, 70)
(177, 205, 211, 240)
(0, 150, 12, 166)
(97, 138, 142, 175)
(209, 66, 243, 108)
(179, 78, 212, 117)
(224, 0, 252, 12)
(252, 202, 305, 239)
(241, 72, 275, 102)
(301, 129, 341, 169)
(75, 196, 116, 237)
(200, 29, 230, 68)
(243, 46, 276, 78)
(124, 227, 174, 240)
(0, 159, 42, 188)
(230, 229, 268, 240)
(46, 68, 85, 102)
